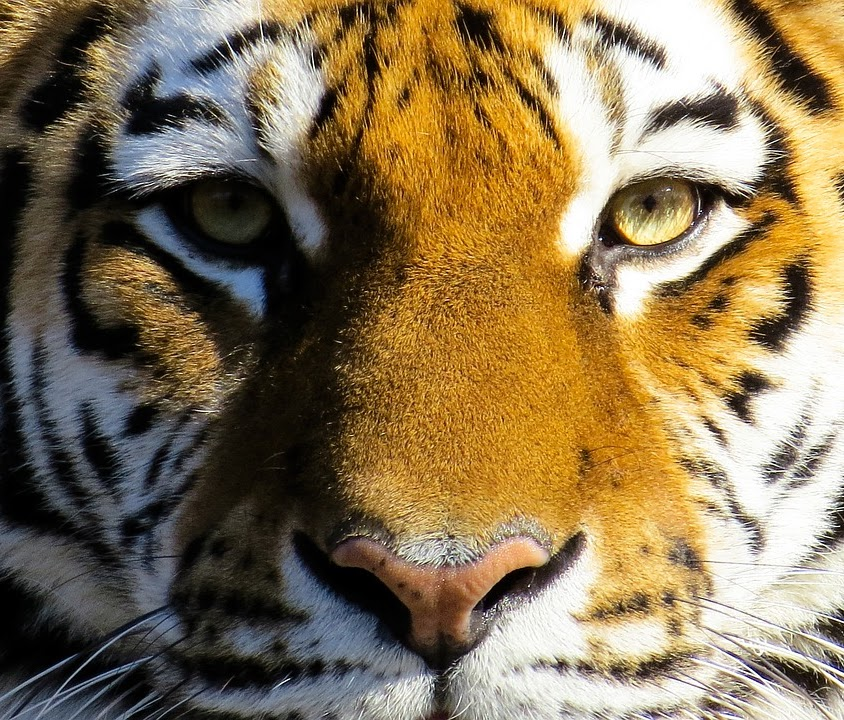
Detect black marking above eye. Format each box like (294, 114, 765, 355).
(643, 90, 740, 137)
(190, 20, 287, 75)
(589, 13, 668, 70)
(122, 63, 228, 135)
(729, 0, 834, 115)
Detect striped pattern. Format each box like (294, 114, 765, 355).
(1, 1, 843, 719)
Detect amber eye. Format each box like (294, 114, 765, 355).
(181, 179, 275, 249)
(603, 178, 701, 247)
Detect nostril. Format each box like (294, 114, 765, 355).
(475, 533, 586, 613)
(480, 531, 586, 613)
(478, 565, 540, 613)
(293, 533, 411, 641)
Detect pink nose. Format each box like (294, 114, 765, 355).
(331, 537, 549, 663)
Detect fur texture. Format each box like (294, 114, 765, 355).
(1, 0, 844, 718)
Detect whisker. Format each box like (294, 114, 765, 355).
(31, 609, 170, 720)
(696, 625, 839, 720)
(690, 597, 844, 664)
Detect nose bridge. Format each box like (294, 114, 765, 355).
(321, 251, 602, 536)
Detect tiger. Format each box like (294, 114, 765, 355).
(1, 0, 844, 718)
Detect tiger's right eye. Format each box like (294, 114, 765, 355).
(602, 178, 702, 248)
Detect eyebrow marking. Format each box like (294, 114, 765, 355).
(643, 90, 740, 138)
(588, 13, 668, 70)
(191, 20, 287, 75)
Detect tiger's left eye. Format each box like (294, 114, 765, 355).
(187, 179, 275, 247)
(603, 178, 701, 247)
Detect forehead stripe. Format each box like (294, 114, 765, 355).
(22, 6, 113, 133)
(729, 0, 834, 114)
(642, 90, 741, 139)
(587, 13, 668, 71)
(190, 20, 289, 76)
(122, 64, 229, 136)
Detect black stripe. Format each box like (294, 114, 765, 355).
(591, 592, 651, 620)
(679, 458, 764, 552)
(0, 149, 30, 325)
(702, 418, 726, 445)
(99, 221, 226, 301)
(753, 113, 798, 203)
(0, 574, 86, 677)
(22, 6, 112, 132)
(658, 212, 776, 297)
(67, 123, 114, 211)
(80, 402, 122, 491)
(170, 653, 326, 693)
(0, 409, 72, 533)
(0, 150, 34, 524)
(121, 497, 167, 549)
(122, 63, 227, 136)
(143, 444, 171, 491)
(29, 344, 124, 568)
(63, 233, 141, 359)
(0, 339, 75, 533)
(126, 94, 227, 136)
(309, 85, 342, 139)
(749, 259, 812, 351)
(730, 0, 834, 114)
(524, 4, 570, 45)
(497, 64, 561, 148)
(692, 293, 731, 330)
(169, 425, 211, 476)
(644, 91, 740, 137)
(191, 21, 287, 75)
(668, 539, 702, 571)
(454, 4, 505, 53)
(762, 421, 806, 484)
(834, 171, 844, 204)
(761, 655, 832, 701)
(725, 371, 771, 424)
(511, 75, 561, 148)
(589, 13, 668, 70)
(790, 433, 836, 488)
(125, 403, 160, 436)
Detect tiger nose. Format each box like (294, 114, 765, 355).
(331, 537, 549, 668)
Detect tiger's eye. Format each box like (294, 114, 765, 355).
(606, 178, 700, 247)
(188, 180, 275, 247)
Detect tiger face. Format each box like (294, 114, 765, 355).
(2, 0, 844, 718)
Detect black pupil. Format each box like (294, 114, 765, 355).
(642, 194, 658, 213)
(224, 189, 248, 212)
